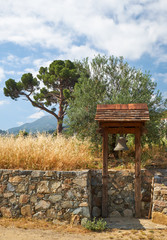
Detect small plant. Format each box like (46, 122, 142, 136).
(83, 217, 107, 232)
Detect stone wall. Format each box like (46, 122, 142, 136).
(91, 169, 154, 218)
(0, 170, 91, 222)
(1, 168, 166, 222)
(152, 171, 167, 224)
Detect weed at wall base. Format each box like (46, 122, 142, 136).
(83, 217, 107, 232)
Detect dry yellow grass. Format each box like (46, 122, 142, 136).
(0, 133, 166, 171)
(0, 134, 99, 170)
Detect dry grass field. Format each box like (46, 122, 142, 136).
(0, 134, 99, 170)
(0, 134, 166, 171)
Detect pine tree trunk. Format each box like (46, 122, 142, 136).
(57, 88, 64, 135)
(57, 120, 63, 135)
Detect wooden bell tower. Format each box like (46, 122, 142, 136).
(95, 103, 150, 218)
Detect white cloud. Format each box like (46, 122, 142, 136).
(28, 111, 45, 119)
(58, 45, 99, 61)
(17, 122, 24, 126)
(0, 67, 5, 81)
(0, 100, 9, 106)
(0, 0, 167, 61)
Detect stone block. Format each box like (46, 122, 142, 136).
(49, 195, 62, 203)
(21, 205, 32, 217)
(62, 184, 71, 189)
(44, 171, 53, 177)
(154, 200, 166, 208)
(9, 196, 17, 205)
(37, 193, 44, 199)
(37, 181, 50, 193)
(83, 206, 90, 218)
(108, 189, 116, 195)
(19, 194, 29, 204)
(29, 184, 36, 191)
(30, 195, 37, 203)
(73, 178, 87, 187)
(115, 179, 125, 187)
(31, 171, 44, 178)
(92, 206, 101, 217)
(33, 211, 45, 219)
(0, 184, 6, 194)
(35, 200, 51, 211)
(7, 183, 15, 192)
(0, 207, 12, 218)
(50, 182, 61, 192)
(73, 190, 81, 198)
(9, 176, 22, 183)
(109, 210, 121, 217)
(161, 190, 167, 195)
(0, 199, 8, 207)
(4, 193, 13, 198)
(47, 209, 57, 218)
(17, 184, 27, 193)
(79, 202, 88, 207)
(66, 190, 75, 199)
(124, 183, 133, 191)
(123, 209, 133, 217)
(72, 207, 82, 215)
(113, 197, 124, 205)
(162, 208, 167, 214)
(64, 179, 72, 184)
(61, 201, 73, 208)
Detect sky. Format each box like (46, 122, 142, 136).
(0, 0, 167, 130)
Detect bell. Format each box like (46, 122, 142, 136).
(114, 136, 129, 151)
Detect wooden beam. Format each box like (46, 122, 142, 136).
(107, 127, 137, 135)
(102, 128, 108, 218)
(100, 122, 144, 128)
(135, 128, 142, 218)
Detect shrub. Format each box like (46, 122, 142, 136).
(83, 217, 107, 232)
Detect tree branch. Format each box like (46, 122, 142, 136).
(23, 93, 59, 120)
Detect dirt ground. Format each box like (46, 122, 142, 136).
(0, 225, 107, 240)
(0, 218, 167, 240)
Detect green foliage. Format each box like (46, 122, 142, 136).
(66, 75, 106, 147)
(4, 60, 80, 134)
(83, 217, 107, 232)
(67, 55, 167, 147)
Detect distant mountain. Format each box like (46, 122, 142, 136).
(0, 129, 6, 135)
(7, 115, 57, 134)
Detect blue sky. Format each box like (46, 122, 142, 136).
(0, 0, 167, 130)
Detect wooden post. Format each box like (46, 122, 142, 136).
(102, 128, 108, 217)
(135, 128, 141, 218)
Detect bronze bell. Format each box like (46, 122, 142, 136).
(114, 136, 129, 151)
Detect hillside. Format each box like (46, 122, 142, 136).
(0, 129, 6, 135)
(7, 115, 57, 134)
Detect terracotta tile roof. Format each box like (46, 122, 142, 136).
(95, 103, 150, 122)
